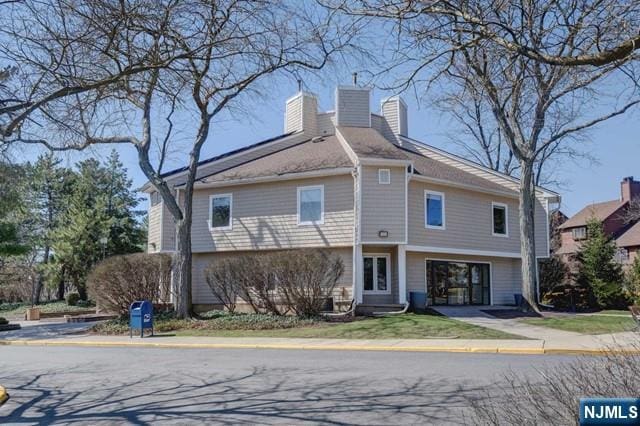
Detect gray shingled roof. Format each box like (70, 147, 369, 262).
(616, 221, 640, 248)
(200, 135, 354, 183)
(338, 126, 409, 160)
(559, 200, 627, 229)
(402, 147, 517, 194)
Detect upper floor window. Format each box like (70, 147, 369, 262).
(492, 202, 508, 237)
(425, 190, 445, 229)
(209, 194, 232, 230)
(615, 247, 629, 263)
(150, 191, 161, 206)
(378, 169, 391, 184)
(298, 185, 324, 225)
(572, 226, 587, 240)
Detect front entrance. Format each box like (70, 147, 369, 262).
(426, 260, 490, 305)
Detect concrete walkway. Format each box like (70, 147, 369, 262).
(431, 306, 583, 340)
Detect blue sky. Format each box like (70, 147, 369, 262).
(28, 70, 639, 217)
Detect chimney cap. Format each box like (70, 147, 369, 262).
(623, 176, 635, 182)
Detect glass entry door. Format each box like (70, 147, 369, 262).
(426, 260, 490, 305)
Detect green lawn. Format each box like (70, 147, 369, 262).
(95, 312, 526, 340)
(0, 301, 94, 319)
(521, 315, 637, 335)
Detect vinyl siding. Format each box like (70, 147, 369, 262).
(408, 181, 548, 257)
(191, 175, 354, 252)
(360, 166, 406, 243)
(161, 202, 175, 251)
(192, 247, 353, 305)
(406, 252, 521, 305)
(317, 112, 336, 136)
(147, 202, 162, 253)
(335, 88, 370, 127)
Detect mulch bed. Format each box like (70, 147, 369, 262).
(481, 309, 542, 319)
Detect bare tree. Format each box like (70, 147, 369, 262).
(621, 198, 640, 224)
(1, 0, 359, 318)
(330, 0, 640, 310)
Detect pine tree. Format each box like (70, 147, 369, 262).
(0, 161, 29, 258)
(102, 150, 145, 255)
(576, 218, 626, 308)
(48, 152, 144, 300)
(24, 154, 74, 303)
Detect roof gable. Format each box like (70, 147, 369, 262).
(559, 200, 627, 229)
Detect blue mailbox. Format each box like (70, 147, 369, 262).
(129, 300, 153, 338)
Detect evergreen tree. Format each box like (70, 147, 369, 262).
(48, 152, 144, 300)
(625, 256, 640, 305)
(0, 161, 29, 258)
(102, 150, 145, 255)
(576, 218, 626, 308)
(24, 154, 74, 303)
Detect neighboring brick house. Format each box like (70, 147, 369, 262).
(557, 177, 640, 266)
(144, 84, 559, 312)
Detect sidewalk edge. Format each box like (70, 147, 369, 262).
(2, 338, 635, 355)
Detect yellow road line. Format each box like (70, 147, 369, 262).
(2, 338, 637, 355)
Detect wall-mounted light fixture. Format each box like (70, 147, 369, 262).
(378, 230, 389, 238)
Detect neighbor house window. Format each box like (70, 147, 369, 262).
(209, 194, 232, 230)
(492, 202, 508, 237)
(572, 227, 587, 240)
(363, 254, 390, 294)
(425, 190, 445, 229)
(378, 169, 391, 184)
(297, 185, 324, 225)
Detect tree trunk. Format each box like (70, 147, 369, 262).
(57, 266, 65, 301)
(32, 246, 50, 305)
(173, 218, 193, 319)
(518, 159, 539, 312)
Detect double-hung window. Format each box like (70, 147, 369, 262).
(297, 185, 324, 225)
(492, 202, 508, 237)
(425, 190, 445, 229)
(363, 254, 391, 294)
(209, 194, 232, 230)
(572, 227, 587, 240)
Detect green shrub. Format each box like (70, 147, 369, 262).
(66, 292, 80, 306)
(0, 317, 8, 325)
(87, 253, 172, 315)
(625, 256, 640, 305)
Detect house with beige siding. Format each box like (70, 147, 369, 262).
(144, 85, 560, 312)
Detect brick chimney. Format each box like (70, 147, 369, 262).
(621, 176, 640, 201)
(284, 91, 318, 136)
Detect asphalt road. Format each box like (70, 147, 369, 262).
(0, 346, 577, 425)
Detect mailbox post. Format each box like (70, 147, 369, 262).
(129, 300, 153, 338)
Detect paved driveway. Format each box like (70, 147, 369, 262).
(0, 346, 576, 425)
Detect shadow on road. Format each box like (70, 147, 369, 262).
(0, 365, 486, 424)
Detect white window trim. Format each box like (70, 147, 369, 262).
(424, 189, 446, 230)
(208, 193, 233, 231)
(378, 168, 391, 184)
(297, 185, 325, 226)
(363, 253, 392, 295)
(491, 202, 509, 237)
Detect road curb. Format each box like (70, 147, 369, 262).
(0, 385, 8, 406)
(1, 338, 637, 355)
